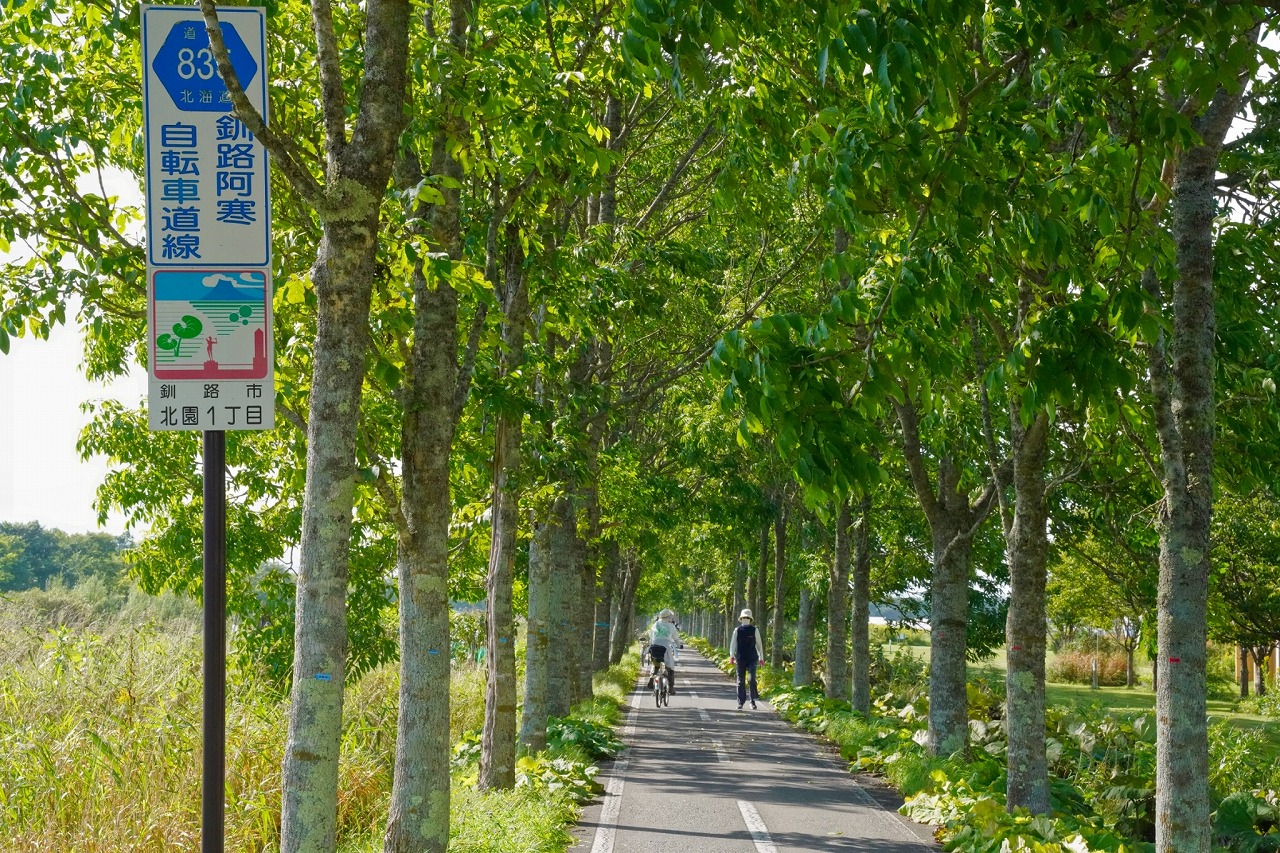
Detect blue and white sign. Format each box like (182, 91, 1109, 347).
(142, 5, 270, 269)
(142, 5, 273, 431)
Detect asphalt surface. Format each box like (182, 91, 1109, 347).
(572, 648, 939, 853)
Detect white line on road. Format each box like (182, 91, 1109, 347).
(589, 684, 645, 853)
(710, 739, 730, 763)
(737, 800, 779, 853)
(697, 707, 711, 723)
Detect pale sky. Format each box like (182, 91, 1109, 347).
(0, 314, 147, 535)
(1, 164, 147, 536)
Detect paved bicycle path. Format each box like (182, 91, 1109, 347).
(572, 648, 938, 853)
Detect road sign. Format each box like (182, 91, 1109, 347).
(142, 5, 270, 268)
(142, 5, 272, 431)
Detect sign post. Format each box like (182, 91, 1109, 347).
(202, 429, 227, 850)
(141, 7, 271, 851)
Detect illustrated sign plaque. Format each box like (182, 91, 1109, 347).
(141, 5, 273, 430)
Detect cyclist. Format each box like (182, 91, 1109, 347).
(647, 609, 680, 695)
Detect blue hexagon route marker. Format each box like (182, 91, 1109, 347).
(151, 19, 258, 113)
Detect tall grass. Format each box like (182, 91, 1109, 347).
(0, 586, 631, 851)
(0, 618, 288, 850)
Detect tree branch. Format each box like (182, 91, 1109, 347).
(309, 0, 350, 158)
(197, 2, 326, 208)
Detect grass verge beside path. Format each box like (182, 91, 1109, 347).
(438, 650, 639, 853)
(0, 604, 639, 852)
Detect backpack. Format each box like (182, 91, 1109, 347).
(736, 624, 758, 663)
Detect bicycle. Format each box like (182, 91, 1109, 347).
(651, 660, 669, 707)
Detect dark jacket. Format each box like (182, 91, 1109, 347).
(730, 623, 763, 665)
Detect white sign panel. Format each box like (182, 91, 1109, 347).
(142, 5, 273, 430)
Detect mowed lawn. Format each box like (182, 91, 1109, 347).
(887, 640, 1280, 758)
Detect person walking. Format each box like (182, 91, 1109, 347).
(729, 608, 764, 709)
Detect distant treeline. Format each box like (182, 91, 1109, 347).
(0, 521, 132, 593)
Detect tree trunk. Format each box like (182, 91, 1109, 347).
(930, 515, 972, 756)
(734, 549, 747, 622)
(268, 0, 416, 841)
(520, 516, 552, 752)
(593, 539, 620, 673)
(725, 594, 734, 648)
(384, 256, 458, 851)
(572, 518, 594, 704)
(755, 519, 769, 639)
(1150, 78, 1249, 853)
(771, 503, 787, 667)
(382, 0, 478, 830)
(897, 397, 996, 757)
(280, 220, 379, 852)
(794, 586, 815, 686)
(610, 550, 641, 664)
(1253, 645, 1270, 697)
(1004, 412, 1050, 815)
(478, 227, 529, 791)
(547, 495, 576, 717)
(826, 500, 852, 702)
(1239, 646, 1250, 699)
(478, 408, 520, 789)
(851, 493, 873, 716)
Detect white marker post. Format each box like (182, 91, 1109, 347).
(141, 7, 271, 851)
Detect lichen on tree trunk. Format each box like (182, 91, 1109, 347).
(1004, 412, 1050, 815)
(851, 494, 873, 716)
(281, 227, 376, 851)
(771, 504, 786, 667)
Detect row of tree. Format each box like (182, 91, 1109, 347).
(0, 521, 130, 593)
(4, 2, 1280, 852)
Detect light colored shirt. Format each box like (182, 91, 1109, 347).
(650, 618, 680, 667)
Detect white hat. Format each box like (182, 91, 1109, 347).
(739, 608, 753, 621)
(659, 609, 675, 621)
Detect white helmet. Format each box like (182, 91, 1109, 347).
(659, 608, 676, 621)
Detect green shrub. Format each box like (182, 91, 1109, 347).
(0, 606, 641, 851)
(547, 715, 623, 761)
(870, 624, 929, 647)
(1209, 721, 1280, 799)
(1207, 644, 1241, 699)
(1238, 691, 1280, 717)
(869, 644, 929, 698)
(592, 651, 640, 707)
(967, 670, 1007, 721)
